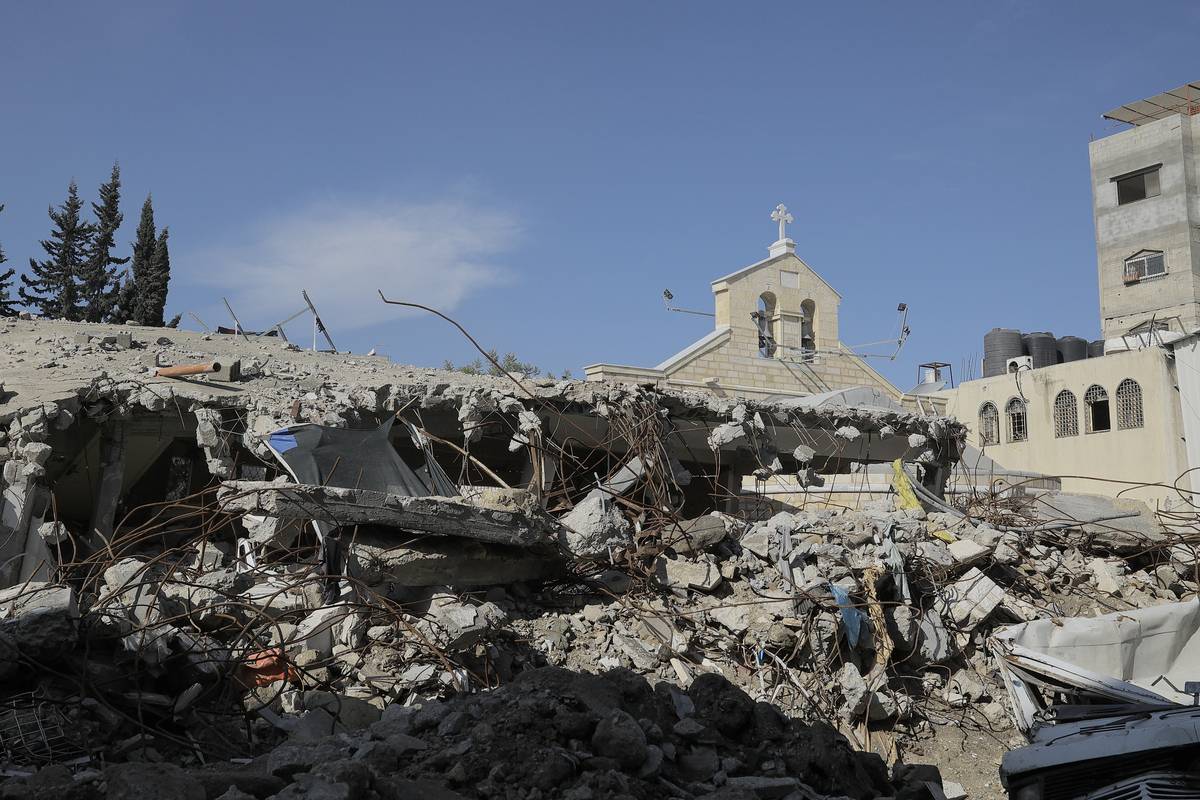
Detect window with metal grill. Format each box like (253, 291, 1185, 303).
(1053, 390, 1078, 438)
(1085, 384, 1111, 433)
(979, 402, 999, 446)
(1006, 398, 1027, 443)
(1123, 250, 1166, 284)
(1115, 379, 1144, 429)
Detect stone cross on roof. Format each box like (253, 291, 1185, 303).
(770, 204, 794, 242)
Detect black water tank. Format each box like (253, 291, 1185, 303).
(1025, 332, 1057, 369)
(984, 328, 1024, 377)
(1087, 339, 1105, 358)
(1057, 336, 1087, 363)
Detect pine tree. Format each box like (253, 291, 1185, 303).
(139, 227, 170, 326)
(80, 163, 128, 322)
(0, 204, 17, 317)
(20, 181, 94, 319)
(110, 194, 155, 323)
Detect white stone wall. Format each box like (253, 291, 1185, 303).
(945, 348, 1187, 505)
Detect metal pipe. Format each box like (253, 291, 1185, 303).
(155, 362, 220, 378)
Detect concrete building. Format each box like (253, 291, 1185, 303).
(942, 83, 1200, 508)
(944, 347, 1184, 505)
(1092, 82, 1200, 339)
(585, 205, 903, 401)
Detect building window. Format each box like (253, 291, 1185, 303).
(1053, 390, 1078, 438)
(1084, 384, 1111, 433)
(754, 292, 777, 358)
(1006, 398, 1027, 443)
(1114, 165, 1161, 205)
(979, 402, 999, 446)
(1115, 379, 1144, 429)
(1123, 250, 1166, 284)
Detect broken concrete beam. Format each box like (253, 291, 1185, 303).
(457, 486, 541, 515)
(349, 532, 561, 588)
(219, 481, 555, 548)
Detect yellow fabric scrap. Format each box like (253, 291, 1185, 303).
(890, 459, 956, 543)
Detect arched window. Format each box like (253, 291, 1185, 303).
(1084, 384, 1110, 433)
(800, 299, 816, 355)
(1053, 390, 1078, 438)
(1116, 379, 1144, 429)
(755, 292, 777, 358)
(979, 402, 999, 446)
(1006, 398, 1027, 443)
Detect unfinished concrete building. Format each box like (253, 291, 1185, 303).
(1093, 82, 1200, 339)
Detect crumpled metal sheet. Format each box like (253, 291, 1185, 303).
(990, 599, 1200, 733)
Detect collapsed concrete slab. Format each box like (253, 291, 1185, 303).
(218, 481, 556, 548)
(349, 531, 562, 587)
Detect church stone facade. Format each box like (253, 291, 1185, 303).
(584, 207, 901, 401)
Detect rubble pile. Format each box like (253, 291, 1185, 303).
(510, 498, 1192, 742)
(4, 316, 1186, 799)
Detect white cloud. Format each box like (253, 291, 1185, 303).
(192, 198, 519, 332)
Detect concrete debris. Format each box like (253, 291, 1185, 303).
(0, 315, 1170, 799)
(218, 481, 556, 548)
(937, 568, 1006, 632)
(558, 488, 633, 557)
(654, 555, 722, 592)
(707, 421, 747, 449)
(947, 537, 992, 565)
(662, 513, 729, 555)
(1089, 557, 1125, 595)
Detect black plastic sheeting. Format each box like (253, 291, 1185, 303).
(263, 417, 457, 601)
(266, 417, 456, 497)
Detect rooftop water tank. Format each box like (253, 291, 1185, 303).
(1087, 339, 1105, 358)
(1057, 336, 1087, 363)
(983, 328, 1024, 377)
(1025, 332, 1057, 369)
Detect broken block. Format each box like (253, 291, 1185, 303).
(654, 556, 722, 593)
(947, 538, 991, 566)
(937, 568, 1005, 631)
(420, 593, 507, 651)
(1089, 557, 1124, 596)
(559, 489, 633, 557)
(0, 583, 78, 660)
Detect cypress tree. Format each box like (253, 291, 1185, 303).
(140, 227, 170, 326)
(80, 163, 128, 322)
(0, 204, 16, 317)
(20, 181, 94, 320)
(111, 194, 155, 323)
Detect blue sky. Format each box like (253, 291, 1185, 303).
(2, 2, 1198, 389)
